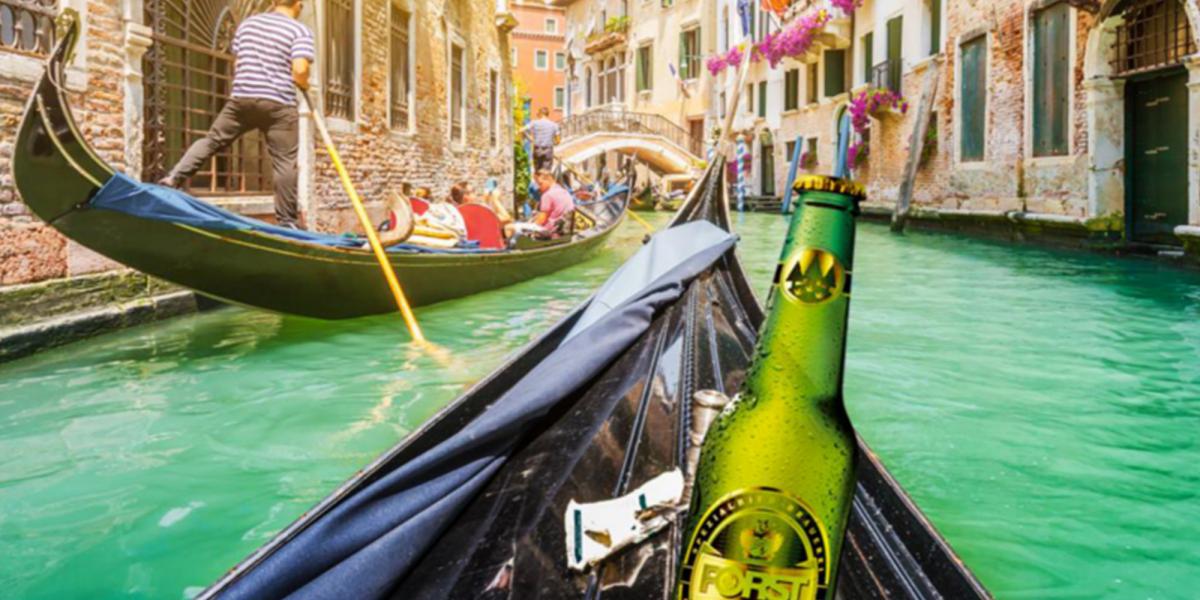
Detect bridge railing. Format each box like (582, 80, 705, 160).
(559, 110, 705, 158)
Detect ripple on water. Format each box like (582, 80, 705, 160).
(1, 216, 1200, 598)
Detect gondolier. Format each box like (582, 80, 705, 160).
(157, 0, 315, 228)
(522, 108, 560, 172)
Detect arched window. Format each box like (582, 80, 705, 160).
(1112, 0, 1195, 76)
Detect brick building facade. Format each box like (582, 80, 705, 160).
(737, 0, 1200, 246)
(0, 0, 516, 288)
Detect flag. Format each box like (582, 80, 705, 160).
(668, 63, 693, 99)
(737, 0, 752, 36)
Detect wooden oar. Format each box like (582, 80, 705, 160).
(301, 92, 425, 343)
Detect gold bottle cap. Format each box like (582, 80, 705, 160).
(792, 175, 867, 201)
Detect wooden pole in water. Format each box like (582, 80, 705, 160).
(302, 92, 426, 343)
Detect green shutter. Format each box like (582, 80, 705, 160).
(862, 32, 874, 84)
(807, 63, 818, 104)
(930, 0, 941, 55)
(960, 36, 986, 161)
(824, 50, 846, 96)
(761, 143, 775, 195)
(784, 69, 799, 110)
(678, 32, 686, 79)
(758, 81, 767, 117)
(1033, 3, 1068, 156)
(887, 16, 902, 91)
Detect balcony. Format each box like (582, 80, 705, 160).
(585, 16, 630, 55)
(871, 60, 902, 94)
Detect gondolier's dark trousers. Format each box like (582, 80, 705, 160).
(168, 97, 300, 226)
(533, 145, 554, 172)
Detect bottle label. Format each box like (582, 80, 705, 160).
(777, 248, 845, 305)
(679, 488, 830, 600)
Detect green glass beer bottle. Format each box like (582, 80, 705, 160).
(677, 175, 865, 600)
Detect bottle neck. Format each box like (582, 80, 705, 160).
(747, 190, 857, 402)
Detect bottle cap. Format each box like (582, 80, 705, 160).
(792, 175, 867, 201)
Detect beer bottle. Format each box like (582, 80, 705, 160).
(676, 175, 865, 600)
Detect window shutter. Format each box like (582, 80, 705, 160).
(825, 50, 846, 96)
(930, 0, 941, 55)
(679, 32, 686, 77)
(1032, 3, 1068, 156)
(758, 81, 767, 117)
(863, 32, 874, 84)
(960, 36, 986, 161)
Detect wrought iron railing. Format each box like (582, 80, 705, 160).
(560, 110, 704, 158)
(871, 59, 901, 93)
(1112, 0, 1195, 76)
(0, 0, 57, 56)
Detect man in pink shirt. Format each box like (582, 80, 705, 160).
(533, 170, 575, 235)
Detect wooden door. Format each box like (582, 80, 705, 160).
(1128, 70, 1189, 243)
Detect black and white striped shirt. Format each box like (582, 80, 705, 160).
(231, 13, 316, 106)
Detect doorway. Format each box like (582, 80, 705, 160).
(1127, 70, 1189, 243)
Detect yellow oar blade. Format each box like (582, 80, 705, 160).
(303, 93, 425, 342)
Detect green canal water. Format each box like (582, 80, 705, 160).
(2, 213, 1198, 599)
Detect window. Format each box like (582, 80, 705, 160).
(883, 15, 902, 92)
(585, 67, 593, 107)
(805, 138, 818, 171)
(761, 142, 775, 196)
(960, 35, 987, 161)
(861, 32, 874, 85)
(602, 56, 624, 103)
(554, 86, 565, 109)
(784, 69, 799, 111)
(389, 6, 412, 131)
(1, 0, 56, 55)
(746, 84, 754, 114)
(806, 63, 818, 104)
(1112, 0, 1196, 76)
(1032, 3, 1069, 156)
(535, 49, 548, 70)
(758, 81, 767, 117)
(636, 45, 653, 92)
(555, 52, 566, 71)
(324, 0, 357, 120)
(929, 0, 942, 55)
(489, 69, 499, 147)
(719, 91, 726, 118)
(679, 28, 701, 80)
(786, 140, 798, 166)
(824, 50, 846, 97)
(748, 1, 757, 41)
(450, 42, 465, 142)
(545, 17, 558, 33)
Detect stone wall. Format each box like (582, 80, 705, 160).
(0, 0, 126, 286)
(312, 0, 515, 232)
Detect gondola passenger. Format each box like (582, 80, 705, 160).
(507, 170, 575, 240)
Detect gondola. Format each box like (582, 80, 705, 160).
(11, 13, 629, 320)
(196, 136, 990, 598)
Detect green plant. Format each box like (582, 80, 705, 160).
(512, 78, 531, 202)
(605, 15, 630, 33)
(918, 117, 938, 168)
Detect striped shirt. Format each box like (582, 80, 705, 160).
(231, 12, 316, 106)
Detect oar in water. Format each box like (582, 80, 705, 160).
(301, 92, 425, 343)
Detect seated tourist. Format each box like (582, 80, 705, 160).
(507, 170, 575, 240)
(424, 186, 468, 239)
(478, 178, 513, 225)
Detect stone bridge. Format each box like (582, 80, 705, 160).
(556, 110, 705, 175)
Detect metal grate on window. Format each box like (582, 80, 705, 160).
(324, 0, 355, 120)
(0, 0, 57, 56)
(390, 6, 410, 130)
(1111, 0, 1196, 77)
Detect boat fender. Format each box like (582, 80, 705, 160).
(564, 469, 685, 571)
